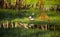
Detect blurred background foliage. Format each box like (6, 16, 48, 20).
(0, 0, 60, 37)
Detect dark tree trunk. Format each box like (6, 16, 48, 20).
(0, 0, 4, 8)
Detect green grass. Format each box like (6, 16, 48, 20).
(0, 0, 60, 37)
(0, 8, 60, 25)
